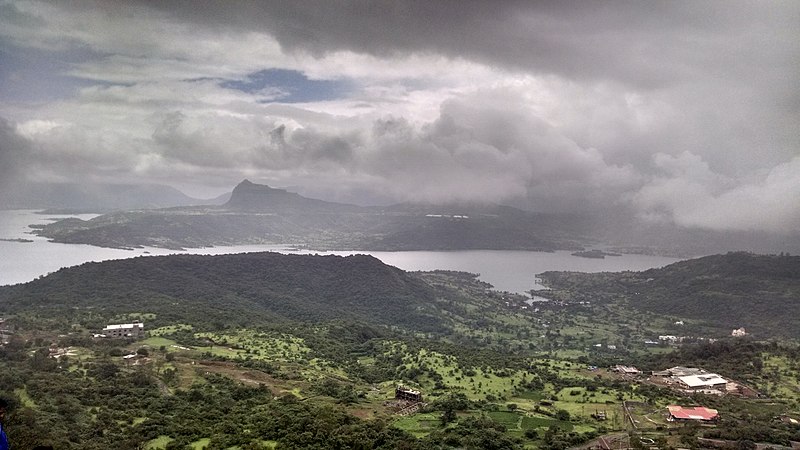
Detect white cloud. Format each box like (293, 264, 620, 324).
(634, 153, 800, 233)
(0, 1, 797, 234)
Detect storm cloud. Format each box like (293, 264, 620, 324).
(0, 1, 797, 233)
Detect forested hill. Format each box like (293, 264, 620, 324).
(0, 252, 443, 332)
(540, 252, 800, 338)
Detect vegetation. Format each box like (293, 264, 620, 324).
(0, 251, 797, 448)
(540, 252, 800, 339)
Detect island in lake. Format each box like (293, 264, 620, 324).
(571, 249, 622, 259)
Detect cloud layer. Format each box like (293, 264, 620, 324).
(0, 1, 797, 234)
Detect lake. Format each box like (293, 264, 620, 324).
(0, 210, 681, 293)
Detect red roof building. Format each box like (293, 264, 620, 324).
(667, 405, 719, 422)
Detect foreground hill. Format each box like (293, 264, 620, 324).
(33, 179, 587, 251)
(0, 252, 444, 332)
(540, 252, 800, 338)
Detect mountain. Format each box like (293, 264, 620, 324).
(0, 181, 220, 211)
(31, 180, 585, 251)
(224, 179, 362, 213)
(539, 252, 800, 338)
(0, 252, 444, 332)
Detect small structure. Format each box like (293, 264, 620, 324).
(102, 322, 144, 338)
(667, 405, 719, 422)
(678, 374, 727, 390)
(731, 327, 747, 337)
(0, 318, 13, 345)
(614, 365, 641, 375)
(395, 386, 423, 403)
(652, 366, 707, 377)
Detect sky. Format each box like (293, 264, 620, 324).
(0, 1, 798, 234)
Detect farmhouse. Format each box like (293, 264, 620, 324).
(102, 322, 145, 338)
(667, 405, 719, 422)
(395, 386, 423, 402)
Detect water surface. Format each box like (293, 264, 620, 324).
(0, 210, 681, 293)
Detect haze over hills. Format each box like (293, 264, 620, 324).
(0, 181, 226, 212)
(33, 179, 590, 252)
(24, 179, 800, 256)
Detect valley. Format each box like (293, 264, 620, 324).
(0, 252, 797, 449)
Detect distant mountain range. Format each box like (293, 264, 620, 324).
(0, 181, 227, 211)
(32, 179, 591, 251)
(27, 179, 800, 256)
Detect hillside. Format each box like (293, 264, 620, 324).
(0, 252, 443, 332)
(539, 252, 800, 338)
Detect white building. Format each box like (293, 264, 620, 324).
(614, 365, 641, 375)
(731, 327, 747, 337)
(678, 373, 727, 390)
(102, 322, 144, 338)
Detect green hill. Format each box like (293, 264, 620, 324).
(0, 252, 443, 332)
(540, 252, 800, 338)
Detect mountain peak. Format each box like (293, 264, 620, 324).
(226, 180, 295, 209)
(225, 180, 359, 213)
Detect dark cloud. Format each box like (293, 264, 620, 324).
(137, 1, 799, 88)
(0, 117, 28, 181)
(130, 0, 800, 173)
(0, 1, 797, 234)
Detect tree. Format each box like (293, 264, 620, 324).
(440, 408, 457, 426)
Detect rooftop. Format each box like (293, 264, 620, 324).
(668, 405, 719, 421)
(678, 374, 727, 388)
(103, 322, 144, 330)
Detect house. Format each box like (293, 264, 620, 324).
(395, 386, 423, 402)
(731, 327, 747, 337)
(614, 365, 641, 375)
(678, 374, 727, 390)
(667, 405, 719, 422)
(102, 322, 144, 338)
